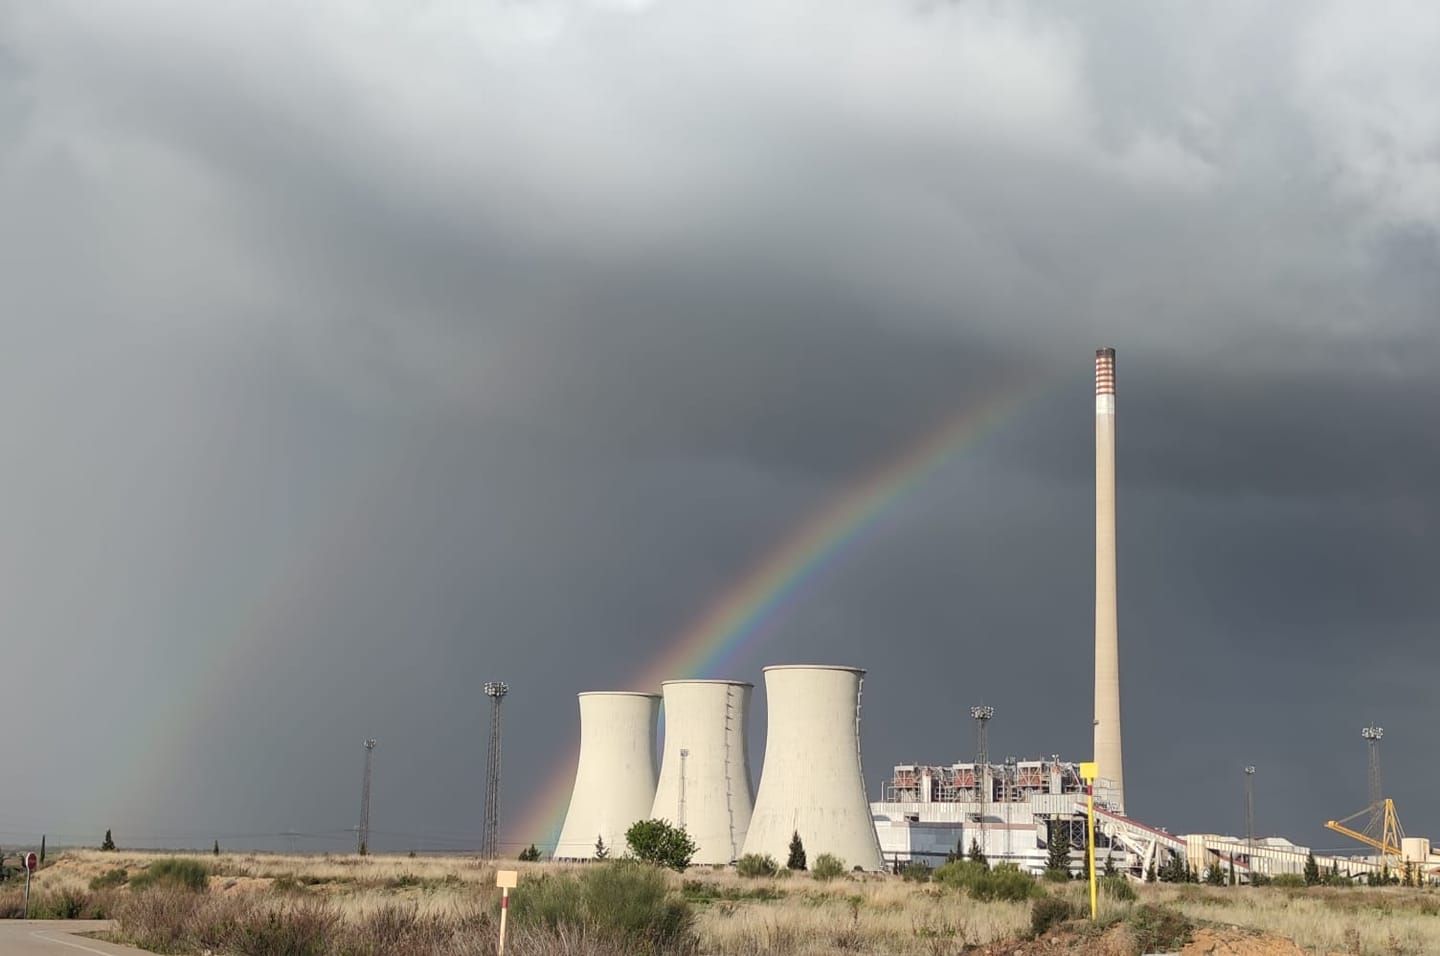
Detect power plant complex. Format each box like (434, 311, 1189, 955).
(548, 349, 1438, 882)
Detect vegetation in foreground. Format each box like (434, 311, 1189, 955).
(3, 849, 1437, 955)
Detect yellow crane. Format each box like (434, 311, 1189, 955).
(1325, 799, 1405, 876)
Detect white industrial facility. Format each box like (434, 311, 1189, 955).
(741, 665, 886, 872)
(650, 680, 754, 865)
(554, 692, 661, 861)
(544, 348, 1438, 883)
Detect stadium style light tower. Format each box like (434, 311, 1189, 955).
(1243, 766, 1256, 852)
(971, 705, 994, 857)
(358, 738, 377, 855)
(1362, 725, 1383, 837)
(483, 681, 510, 858)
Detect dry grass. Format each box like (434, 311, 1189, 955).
(20, 853, 1439, 955)
(1151, 884, 1440, 955)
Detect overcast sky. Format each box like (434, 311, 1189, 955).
(2, 0, 1437, 857)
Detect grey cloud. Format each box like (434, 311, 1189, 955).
(0, 0, 1436, 854)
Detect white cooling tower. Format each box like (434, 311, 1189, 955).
(554, 691, 661, 860)
(650, 680, 754, 865)
(741, 665, 885, 872)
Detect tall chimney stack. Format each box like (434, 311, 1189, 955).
(1094, 347, 1125, 814)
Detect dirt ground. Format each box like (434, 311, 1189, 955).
(976, 925, 1330, 956)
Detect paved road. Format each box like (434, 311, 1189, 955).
(0, 921, 150, 955)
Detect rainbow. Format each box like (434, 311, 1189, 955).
(514, 377, 1047, 848)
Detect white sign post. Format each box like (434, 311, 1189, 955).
(23, 852, 37, 918)
(495, 869, 518, 955)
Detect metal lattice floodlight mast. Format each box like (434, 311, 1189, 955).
(1362, 725, 1383, 837)
(971, 705, 993, 856)
(483, 681, 510, 859)
(1244, 766, 1256, 851)
(358, 738, 377, 855)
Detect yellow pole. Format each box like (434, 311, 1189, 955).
(1080, 761, 1098, 920)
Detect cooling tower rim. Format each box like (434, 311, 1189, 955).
(761, 663, 865, 674)
(576, 691, 663, 699)
(660, 678, 754, 688)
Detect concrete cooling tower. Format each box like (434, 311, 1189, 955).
(554, 692, 661, 860)
(650, 680, 755, 865)
(741, 665, 885, 872)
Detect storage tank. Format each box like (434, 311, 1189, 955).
(740, 665, 885, 871)
(650, 680, 755, 865)
(554, 692, 661, 860)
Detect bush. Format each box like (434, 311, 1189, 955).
(518, 844, 542, 862)
(91, 868, 130, 891)
(625, 819, 697, 872)
(1042, 867, 1071, 883)
(1128, 905, 1192, 953)
(232, 900, 339, 956)
(736, 854, 778, 878)
(511, 861, 696, 952)
(900, 861, 932, 883)
(130, 857, 210, 893)
(811, 854, 845, 881)
(1031, 896, 1074, 937)
(971, 863, 1039, 902)
(933, 859, 987, 891)
(1271, 873, 1306, 889)
(1101, 875, 1137, 901)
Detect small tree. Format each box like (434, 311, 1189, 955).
(101, 829, 116, 852)
(1145, 861, 1157, 883)
(594, 835, 610, 860)
(1044, 819, 1070, 876)
(787, 831, 807, 871)
(518, 844, 541, 862)
(1205, 861, 1225, 886)
(1103, 852, 1117, 878)
(213, 840, 220, 857)
(624, 819, 696, 872)
(1304, 852, 1320, 886)
(968, 836, 987, 866)
(39, 836, 46, 864)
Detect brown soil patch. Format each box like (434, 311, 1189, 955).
(974, 924, 1327, 956)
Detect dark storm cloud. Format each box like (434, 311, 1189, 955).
(1, 0, 1437, 854)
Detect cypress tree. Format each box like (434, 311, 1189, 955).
(787, 831, 807, 871)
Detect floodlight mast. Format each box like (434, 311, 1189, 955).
(970, 705, 994, 858)
(1243, 766, 1256, 853)
(483, 681, 510, 859)
(1361, 725, 1384, 838)
(358, 739, 377, 855)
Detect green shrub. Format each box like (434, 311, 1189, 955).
(1271, 873, 1306, 889)
(736, 854, 778, 878)
(518, 844, 542, 862)
(1042, 867, 1071, 883)
(900, 861, 932, 883)
(811, 854, 845, 881)
(91, 868, 130, 891)
(787, 831, 806, 871)
(511, 861, 695, 952)
(1030, 896, 1074, 937)
(130, 857, 210, 893)
(971, 863, 1039, 902)
(933, 859, 988, 891)
(625, 819, 698, 872)
(1101, 874, 1137, 901)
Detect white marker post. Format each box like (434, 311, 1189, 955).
(23, 852, 37, 918)
(495, 869, 518, 955)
